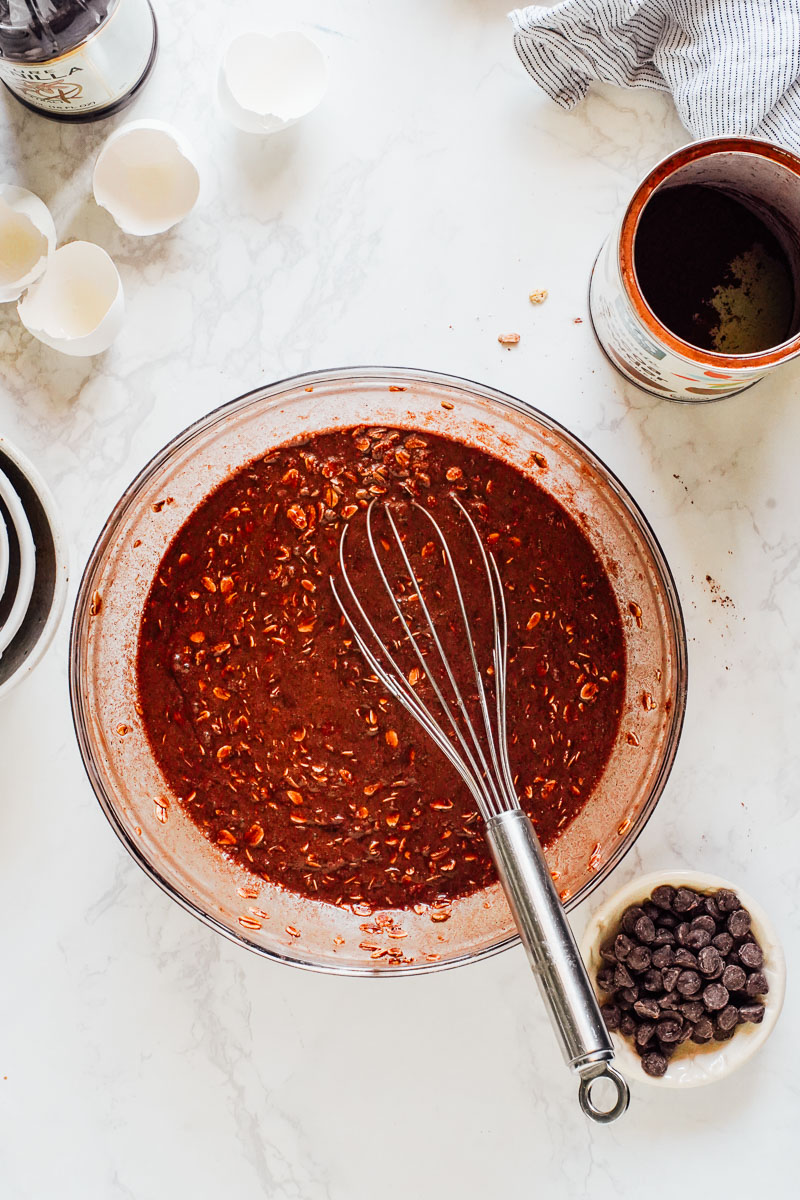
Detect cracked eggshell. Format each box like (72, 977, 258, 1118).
(0, 185, 56, 303)
(218, 31, 328, 134)
(93, 119, 200, 236)
(17, 241, 124, 357)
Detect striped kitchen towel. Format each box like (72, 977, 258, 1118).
(509, 0, 800, 151)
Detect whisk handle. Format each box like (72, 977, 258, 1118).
(485, 809, 629, 1123)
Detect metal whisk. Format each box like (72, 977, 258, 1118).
(331, 496, 629, 1123)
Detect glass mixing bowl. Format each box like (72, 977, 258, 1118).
(70, 367, 687, 975)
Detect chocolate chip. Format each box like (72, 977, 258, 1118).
(676, 922, 692, 946)
(703, 982, 729, 1011)
(676, 969, 702, 996)
(728, 909, 751, 939)
(716, 889, 740, 913)
(652, 945, 674, 969)
(601, 1004, 620, 1031)
(621, 905, 646, 934)
(651, 885, 676, 910)
(597, 966, 615, 992)
(661, 966, 680, 992)
(721, 963, 746, 992)
(739, 1004, 765, 1025)
(641, 1051, 668, 1077)
(635, 1022, 657, 1047)
(745, 971, 768, 997)
(673, 887, 701, 913)
(712, 932, 734, 956)
(634, 997, 661, 1021)
(685, 927, 711, 951)
(599, 942, 618, 964)
(657, 1018, 682, 1043)
(697, 946, 723, 978)
(627, 944, 652, 973)
(634, 914, 656, 944)
(598, 882, 770, 1075)
(642, 968, 663, 993)
(738, 941, 763, 970)
(716, 1004, 739, 1033)
(691, 1016, 714, 1043)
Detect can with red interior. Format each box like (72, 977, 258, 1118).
(589, 137, 800, 401)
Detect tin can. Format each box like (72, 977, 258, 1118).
(589, 137, 800, 401)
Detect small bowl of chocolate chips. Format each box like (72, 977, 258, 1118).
(581, 871, 785, 1087)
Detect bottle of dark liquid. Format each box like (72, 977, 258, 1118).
(0, 0, 157, 122)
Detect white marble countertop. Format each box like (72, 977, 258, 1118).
(1, 2, 797, 1196)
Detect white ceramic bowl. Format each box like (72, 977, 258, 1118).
(0, 436, 69, 700)
(580, 870, 785, 1088)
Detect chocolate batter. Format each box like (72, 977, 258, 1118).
(137, 427, 626, 910)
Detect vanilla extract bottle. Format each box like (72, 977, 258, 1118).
(0, 0, 157, 122)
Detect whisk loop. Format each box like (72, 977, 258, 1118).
(331, 495, 517, 821)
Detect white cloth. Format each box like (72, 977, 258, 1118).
(509, 1, 800, 151)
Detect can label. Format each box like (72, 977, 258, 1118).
(0, 0, 154, 116)
(589, 227, 764, 402)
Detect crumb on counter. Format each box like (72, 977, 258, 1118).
(498, 332, 520, 346)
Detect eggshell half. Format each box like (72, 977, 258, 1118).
(17, 241, 124, 357)
(0, 185, 56, 303)
(93, 119, 200, 236)
(218, 31, 328, 134)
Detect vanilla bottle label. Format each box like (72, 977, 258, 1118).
(0, 0, 155, 116)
